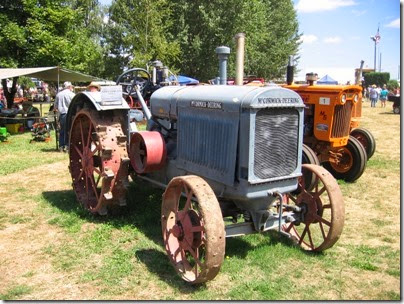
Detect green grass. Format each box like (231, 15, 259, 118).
(0, 284, 33, 300)
(0, 130, 67, 175)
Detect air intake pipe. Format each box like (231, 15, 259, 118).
(215, 46, 231, 85)
(235, 33, 245, 85)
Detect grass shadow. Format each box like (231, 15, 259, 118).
(135, 248, 205, 292)
(41, 178, 165, 243)
(40, 147, 59, 153)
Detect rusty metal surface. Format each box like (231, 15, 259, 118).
(69, 109, 129, 215)
(283, 164, 345, 252)
(161, 175, 225, 283)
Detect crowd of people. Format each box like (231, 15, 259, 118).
(364, 84, 400, 108)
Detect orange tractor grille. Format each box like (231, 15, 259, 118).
(331, 102, 352, 138)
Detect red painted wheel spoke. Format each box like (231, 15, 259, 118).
(284, 223, 294, 233)
(307, 227, 315, 249)
(319, 222, 327, 240)
(79, 119, 85, 147)
(299, 225, 308, 245)
(86, 123, 92, 148)
(76, 169, 84, 182)
(317, 185, 326, 196)
(191, 225, 204, 233)
(315, 176, 320, 192)
(182, 188, 193, 216)
(313, 214, 331, 227)
(323, 204, 331, 209)
(74, 144, 84, 158)
(187, 246, 203, 268)
(89, 174, 99, 202)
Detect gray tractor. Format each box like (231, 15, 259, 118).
(66, 55, 345, 284)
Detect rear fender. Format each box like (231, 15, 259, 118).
(66, 91, 130, 141)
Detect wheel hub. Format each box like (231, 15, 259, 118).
(172, 210, 202, 251)
(297, 191, 323, 224)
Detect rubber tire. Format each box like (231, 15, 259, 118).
(301, 144, 320, 191)
(350, 127, 376, 159)
(323, 136, 367, 182)
(393, 107, 400, 114)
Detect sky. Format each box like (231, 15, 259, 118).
(292, 0, 401, 83)
(98, 0, 401, 84)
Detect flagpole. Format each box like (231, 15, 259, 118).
(373, 40, 377, 71)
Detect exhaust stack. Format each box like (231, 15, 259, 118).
(286, 55, 294, 85)
(216, 46, 231, 85)
(235, 33, 245, 85)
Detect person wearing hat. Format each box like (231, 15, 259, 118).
(87, 82, 101, 92)
(54, 81, 75, 152)
(369, 84, 378, 108)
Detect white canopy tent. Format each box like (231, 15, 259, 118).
(0, 66, 106, 83)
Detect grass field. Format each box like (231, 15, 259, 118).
(0, 100, 400, 300)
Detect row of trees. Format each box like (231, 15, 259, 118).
(0, 0, 301, 82)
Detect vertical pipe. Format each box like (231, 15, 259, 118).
(215, 46, 231, 85)
(286, 55, 294, 85)
(373, 41, 376, 71)
(235, 33, 245, 85)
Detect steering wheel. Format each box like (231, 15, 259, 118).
(116, 68, 151, 99)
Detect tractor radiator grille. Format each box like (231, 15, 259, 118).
(332, 102, 352, 138)
(254, 108, 299, 180)
(177, 109, 238, 186)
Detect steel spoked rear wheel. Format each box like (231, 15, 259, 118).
(283, 164, 345, 252)
(161, 175, 225, 284)
(69, 109, 129, 215)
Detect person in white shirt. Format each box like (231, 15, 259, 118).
(54, 81, 75, 152)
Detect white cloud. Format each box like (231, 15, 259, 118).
(385, 18, 400, 28)
(299, 34, 318, 44)
(295, 0, 357, 13)
(323, 36, 342, 44)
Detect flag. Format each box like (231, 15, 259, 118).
(374, 26, 381, 44)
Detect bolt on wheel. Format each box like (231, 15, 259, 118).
(161, 175, 225, 283)
(283, 164, 345, 252)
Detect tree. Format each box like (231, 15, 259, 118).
(169, 0, 301, 81)
(0, 0, 106, 105)
(104, 0, 180, 80)
(363, 72, 390, 88)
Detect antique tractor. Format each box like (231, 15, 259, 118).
(65, 59, 345, 284)
(283, 66, 376, 182)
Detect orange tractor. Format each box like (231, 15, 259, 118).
(283, 72, 375, 182)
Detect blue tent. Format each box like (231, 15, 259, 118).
(169, 75, 199, 85)
(317, 74, 338, 85)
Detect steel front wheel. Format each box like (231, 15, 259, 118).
(323, 136, 367, 182)
(161, 175, 225, 284)
(283, 164, 345, 252)
(69, 109, 129, 215)
(350, 127, 376, 159)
